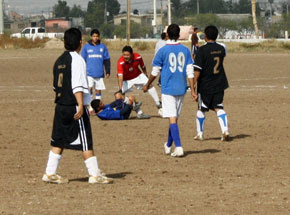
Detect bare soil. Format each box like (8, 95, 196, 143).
(0, 48, 289, 215)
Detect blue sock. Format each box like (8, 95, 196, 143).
(167, 128, 173, 147)
(170, 123, 181, 147)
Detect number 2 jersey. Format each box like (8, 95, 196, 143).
(194, 42, 229, 94)
(153, 41, 193, 96)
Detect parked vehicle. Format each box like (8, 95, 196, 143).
(10, 27, 64, 40)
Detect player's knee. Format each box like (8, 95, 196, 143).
(197, 110, 205, 118)
(216, 109, 226, 116)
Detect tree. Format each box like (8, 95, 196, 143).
(171, 0, 183, 17)
(251, 0, 259, 37)
(53, 0, 70, 18)
(85, 0, 120, 28)
(70, 4, 84, 17)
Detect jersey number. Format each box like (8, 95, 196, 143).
(213, 57, 220, 74)
(169, 52, 185, 73)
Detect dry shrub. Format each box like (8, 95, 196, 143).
(0, 35, 48, 49)
(239, 42, 261, 49)
(280, 42, 290, 50)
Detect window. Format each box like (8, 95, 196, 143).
(4, 24, 11, 29)
(38, 28, 45, 33)
(32, 29, 35, 34)
(23, 29, 30, 34)
(53, 23, 58, 28)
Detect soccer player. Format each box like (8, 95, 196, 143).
(117, 45, 162, 119)
(154, 32, 168, 87)
(191, 27, 199, 60)
(192, 25, 230, 141)
(143, 24, 195, 157)
(42, 28, 113, 184)
(81, 29, 111, 114)
(91, 91, 143, 120)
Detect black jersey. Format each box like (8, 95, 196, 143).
(53, 51, 89, 106)
(194, 42, 229, 94)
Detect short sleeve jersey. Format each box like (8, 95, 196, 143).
(194, 42, 229, 94)
(117, 53, 145, 81)
(53, 51, 90, 106)
(81, 43, 110, 78)
(153, 42, 193, 96)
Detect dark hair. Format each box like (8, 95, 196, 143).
(204, 25, 218, 41)
(64, 28, 82, 51)
(194, 27, 198, 32)
(161, 32, 166, 40)
(114, 89, 125, 96)
(90, 29, 100, 36)
(91, 99, 100, 113)
(167, 24, 180, 41)
(122, 45, 133, 54)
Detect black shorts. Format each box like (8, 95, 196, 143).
(120, 104, 132, 119)
(198, 91, 224, 112)
(51, 104, 93, 151)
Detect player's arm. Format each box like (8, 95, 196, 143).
(138, 56, 148, 76)
(74, 92, 84, 120)
(104, 58, 111, 78)
(143, 66, 159, 92)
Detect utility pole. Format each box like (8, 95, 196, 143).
(160, 0, 163, 27)
(0, 0, 4, 35)
(127, 0, 130, 44)
(104, 1, 107, 24)
(168, 0, 171, 25)
(153, 0, 157, 34)
(197, 0, 200, 15)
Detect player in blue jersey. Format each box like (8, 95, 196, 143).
(192, 25, 230, 141)
(143, 24, 195, 157)
(81, 29, 111, 114)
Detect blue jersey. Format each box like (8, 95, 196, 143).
(81, 42, 110, 78)
(153, 42, 193, 95)
(97, 105, 124, 120)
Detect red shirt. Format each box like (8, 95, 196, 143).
(117, 53, 145, 81)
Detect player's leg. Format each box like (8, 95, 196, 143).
(87, 76, 96, 115)
(213, 91, 229, 141)
(162, 94, 184, 157)
(194, 93, 209, 141)
(95, 78, 106, 100)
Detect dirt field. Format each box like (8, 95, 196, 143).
(0, 48, 289, 215)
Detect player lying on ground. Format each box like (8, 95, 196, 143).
(42, 28, 113, 184)
(91, 91, 144, 120)
(192, 25, 230, 141)
(143, 23, 195, 157)
(117, 45, 162, 119)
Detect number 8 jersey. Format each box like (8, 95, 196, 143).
(153, 41, 193, 96)
(194, 42, 229, 94)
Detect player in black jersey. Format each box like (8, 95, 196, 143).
(192, 25, 230, 141)
(42, 28, 113, 184)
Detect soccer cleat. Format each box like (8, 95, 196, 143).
(171, 147, 184, 157)
(164, 142, 171, 155)
(221, 131, 230, 141)
(194, 134, 204, 141)
(156, 102, 162, 109)
(88, 175, 113, 184)
(137, 113, 151, 119)
(42, 174, 69, 184)
(133, 101, 142, 111)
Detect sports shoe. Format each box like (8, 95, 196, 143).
(158, 108, 163, 117)
(171, 147, 184, 157)
(221, 131, 230, 141)
(156, 102, 162, 109)
(164, 142, 171, 155)
(42, 174, 69, 184)
(194, 134, 204, 141)
(133, 101, 142, 111)
(137, 113, 151, 119)
(88, 175, 113, 184)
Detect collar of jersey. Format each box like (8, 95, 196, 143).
(166, 40, 180, 45)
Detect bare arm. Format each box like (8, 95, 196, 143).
(141, 66, 147, 77)
(74, 92, 84, 120)
(192, 70, 200, 101)
(143, 74, 156, 92)
(118, 74, 124, 91)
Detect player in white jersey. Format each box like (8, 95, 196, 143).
(143, 24, 195, 157)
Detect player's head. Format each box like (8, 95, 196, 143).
(64, 28, 82, 51)
(122, 45, 133, 62)
(91, 99, 105, 113)
(204, 25, 218, 41)
(114, 90, 125, 100)
(167, 24, 180, 41)
(161, 32, 166, 40)
(90, 29, 100, 44)
(194, 27, 199, 33)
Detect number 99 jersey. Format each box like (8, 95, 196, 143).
(153, 41, 193, 96)
(194, 42, 229, 94)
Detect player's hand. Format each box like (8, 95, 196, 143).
(74, 105, 84, 120)
(143, 85, 148, 93)
(192, 91, 198, 102)
(106, 74, 110, 79)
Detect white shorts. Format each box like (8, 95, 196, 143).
(122, 73, 148, 93)
(162, 94, 184, 118)
(87, 76, 106, 90)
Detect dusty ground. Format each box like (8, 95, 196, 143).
(0, 48, 289, 215)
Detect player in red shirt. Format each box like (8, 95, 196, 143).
(117, 46, 162, 119)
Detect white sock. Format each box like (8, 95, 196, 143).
(84, 156, 101, 177)
(217, 109, 229, 133)
(148, 87, 161, 106)
(45, 150, 62, 175)
(196, 110, 205, 135)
